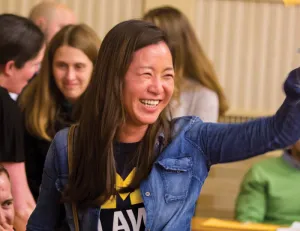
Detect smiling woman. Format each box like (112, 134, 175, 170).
(27, 20, 300, 231)
(52, 45, 94, 104)
(121, 41, 174, 142)
(18, 24, 101, 207)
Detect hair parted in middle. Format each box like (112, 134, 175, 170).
(63, 20, 174, 208)
(19, 24, 101, 141)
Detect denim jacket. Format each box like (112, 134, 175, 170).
(27, 68, 300, 231)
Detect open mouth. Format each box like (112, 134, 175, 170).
(140, 99, 160, 108)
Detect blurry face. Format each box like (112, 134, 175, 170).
(8, 45, 45, 94)
(45, 8, 76, 43)
(53, 45, 93, 103)
(123, 42, 174, 128)
(0, 173, 14, 228)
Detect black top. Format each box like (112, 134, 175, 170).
(0, 87, 25, 162)
(99, 141, 146, 231)
(24, 100, 74, 201)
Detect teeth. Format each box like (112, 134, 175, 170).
(140, 100, 159, 106)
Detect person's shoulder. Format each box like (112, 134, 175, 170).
(183, 78, 217, 93)
(171, 116, 203, 126)
(53, 127, 70, 151)
(242, 156, 283, 183)
(0, 88, 22, 122)
(253, 156, 281, 168)
(54, 127, 70, 137)
(181, 78, 218, 101)
(248, 156, 282, 175)
(171, 116, 203, 137)
(0, 86, 8, 95)
(0, 87, 13, 103)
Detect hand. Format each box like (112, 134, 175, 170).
(0, 223, 14, 231)
(284, 67, 300, 100)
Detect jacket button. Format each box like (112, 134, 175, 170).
(145, 192, 151, 197)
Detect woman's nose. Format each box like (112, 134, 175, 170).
(148, 77, 163, 95)
(66, 67, 76, 80)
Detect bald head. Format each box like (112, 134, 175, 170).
(29, 1, 76, 43)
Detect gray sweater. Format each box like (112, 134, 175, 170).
(169, 78, 219, 122)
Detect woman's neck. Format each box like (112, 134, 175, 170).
(117, 124, 148, 143)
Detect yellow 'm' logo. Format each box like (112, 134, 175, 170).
(101, 168, 143, 209)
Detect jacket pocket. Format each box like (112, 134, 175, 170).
(157, 157, 192, 203)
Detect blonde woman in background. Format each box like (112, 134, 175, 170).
(143, 6, 228, 122)
(18, 24, 101, 203)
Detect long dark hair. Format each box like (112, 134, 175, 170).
(63, 20, 173, 208)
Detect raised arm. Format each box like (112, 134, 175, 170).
(26, 139, 62, 231)
(188, 68, 300, 164)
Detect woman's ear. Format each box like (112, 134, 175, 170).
(3, 60, 16, 77)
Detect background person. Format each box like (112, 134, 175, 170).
(0, 165, 14, 231)
(18, 24, 101, 201)
(29, 1, 76, 44)
(0, 14, 44, 231)
(143, 6, 228, 122)
(235, 139, 300, 225)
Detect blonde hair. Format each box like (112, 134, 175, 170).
(143, 6, 228, 115)
(19, 24, 101, 140)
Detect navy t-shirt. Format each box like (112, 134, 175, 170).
(0, 87, 25, 162)
(99, 142, 146, 231)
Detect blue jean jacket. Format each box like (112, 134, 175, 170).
(27, 68, 300, 231)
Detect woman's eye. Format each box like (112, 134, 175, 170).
(164, 74, 174, 78)
(3, 201, 12, 208)
(56, 63, 66, 68)
(75, 64, 85, 70)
